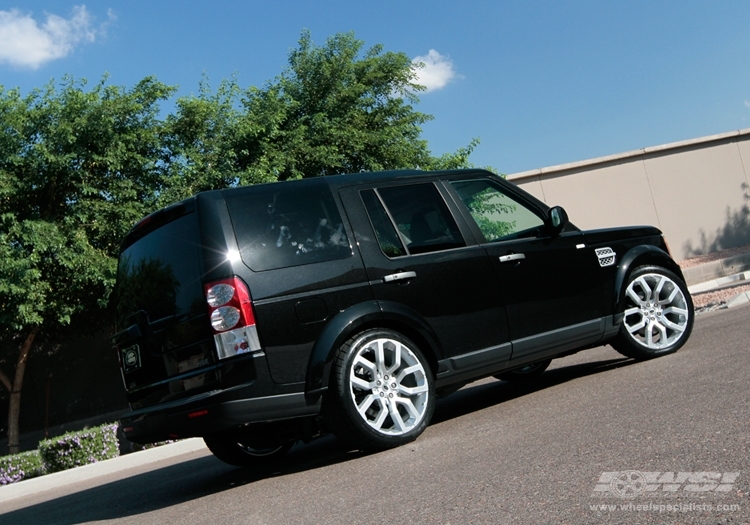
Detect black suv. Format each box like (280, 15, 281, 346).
(113, 169, 693, 466)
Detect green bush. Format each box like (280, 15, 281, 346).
(38, 422, 119, 473)
(0, 450, 46, 485)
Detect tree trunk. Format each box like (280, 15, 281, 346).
(2, 329, 38, 455)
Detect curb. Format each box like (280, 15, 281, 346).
(688, 270, 750, 294)
(681, 253, 750, 286)
(0, 438, 208, 504)
(726, 291, 750, 308)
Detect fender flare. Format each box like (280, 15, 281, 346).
(304, 300, 442, 396)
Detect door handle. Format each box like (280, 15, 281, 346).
(383, 271, 417, 283)
(499, 253, 526, 263)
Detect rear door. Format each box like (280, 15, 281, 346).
(339, 181, 511, 372)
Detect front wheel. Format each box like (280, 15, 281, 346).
(324, 329, 435, 450)
(203, 433, 293, 467)
(611, 265, 694, 360)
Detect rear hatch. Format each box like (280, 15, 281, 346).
(114, 200, 218, 410)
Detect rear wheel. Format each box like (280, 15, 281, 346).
(324, 329, 435, 450)
(203, 433, 292, 467)
(611, 265, 694, 359)
(493, 359, 551, 382)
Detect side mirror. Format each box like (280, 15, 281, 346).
(547, 206, 569, 235)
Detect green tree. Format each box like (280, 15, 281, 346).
(0, 76, 174, 453)
(159, 76, 242, 204)
(233, 30, 435, 182)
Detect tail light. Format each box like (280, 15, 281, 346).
(204, 277, 262, 359)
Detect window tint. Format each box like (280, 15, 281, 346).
(375, 183, 465, 255)
(450, 179, 545, 242)
(117, 212, 203, 328)
(225, 179, 351, 271)
(361, 189, 407, 257)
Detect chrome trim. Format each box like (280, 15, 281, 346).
(499, 253, 526, 263)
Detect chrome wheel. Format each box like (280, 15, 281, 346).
(622, 272, 690, 350)
(348, 337, 430, 436)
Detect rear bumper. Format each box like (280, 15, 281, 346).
(120, 383, 321, 444)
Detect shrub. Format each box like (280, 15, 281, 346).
(0, 450, 46, 485)
(38, 422, 120, 473)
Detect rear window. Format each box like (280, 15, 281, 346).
(116, 212, 203, 329)
(224, 179, 352, 271)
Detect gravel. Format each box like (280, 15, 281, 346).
(678, 243, 750, 268)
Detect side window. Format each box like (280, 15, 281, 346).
(364, 183, 465, 256)
(360, 190, 407, 257)
(450, 179, 545, 242)
(225, 179, 352, 271)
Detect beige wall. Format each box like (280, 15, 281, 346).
(508, 130, 750, 260)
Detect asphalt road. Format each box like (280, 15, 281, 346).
(2, 305, 749, 525)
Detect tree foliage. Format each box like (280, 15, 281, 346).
(0, 76, 175, 452)
(233, 30, 434, 182)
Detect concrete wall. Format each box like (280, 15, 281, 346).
(508, 129, 750, 260)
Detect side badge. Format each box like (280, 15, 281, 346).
(595, 247, 616, 267)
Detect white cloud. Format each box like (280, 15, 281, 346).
(0, 5, 100, 69)
(744, 100, 750, 110)
(411, 49, 456, 92)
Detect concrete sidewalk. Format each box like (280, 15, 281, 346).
(0, 438, 208, 504)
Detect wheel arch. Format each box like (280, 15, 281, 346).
(612, 245, 685, 320)
(304, 300, 443, 396)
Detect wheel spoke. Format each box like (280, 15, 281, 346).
(386, 342, 402, 375)
(661, 317, 686, 332)
(626, 316, 646, 333)
(398, 383, 428, 396)
(350, 375, 373, 391)
(626, 286, 646, 306)
(660, 286, 679, 305)
(653, 321, 668, 345)
(663, 306, 687, 316)
(396, 364, 422, 383)
(624, 307, 641, 317)
(636, 277, 653, 301)
(353, 354, 377, 377)
(653, 275, 666, 299)
(388, 403, 406, 433)
(370, 399, 389, 430)
(374, 340, 387, 375)
(356, 393, 378, 416)
(396, 396, 421, 420)
(645, 322, 655, 347)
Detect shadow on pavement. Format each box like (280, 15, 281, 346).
(1, 354, 634, 524)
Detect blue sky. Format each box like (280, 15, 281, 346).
(2, 1, 750, 174)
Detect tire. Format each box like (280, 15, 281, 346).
(203, 433, 293, 467)
(493, 359, 551, 382)
(324, 329, 435, 450)
(611, 265, 694, 360)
